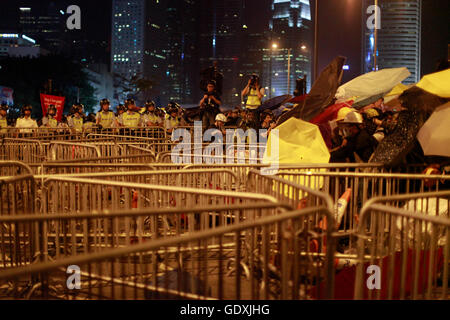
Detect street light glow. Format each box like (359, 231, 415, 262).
(272, 43, 278, 49)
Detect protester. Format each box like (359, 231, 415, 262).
(96, 98, 116, 129)
(225, 107, 241, 127)
(330, 111, 378, 163)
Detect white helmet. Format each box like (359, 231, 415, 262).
(215, 113, 227, 122)
(341, 111, 363, 124)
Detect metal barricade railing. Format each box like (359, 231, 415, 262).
(247, 169, 334, 214)
(0, 161, 33, 177)
(39, 169, 238, 191)
(0, 203, 288, 270)
(0, 174, 36, 216)
(30, 163, 157, 175)
(41, 177, 280, 215)
(49, 142, 101, 161)
(273, 171, 450, 240)
(0, 138, 46, 163)
(0, 206, 336, 300)
(353, 203, 450, 300)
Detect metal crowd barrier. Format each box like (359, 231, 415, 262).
(0, 161, 33, 177)
(0, 138, 46, 163)
(0, 206, 336, 300)
(0, 203, 288, 270)
(0, 174, 36, 216)
(48, 141, 102, 161)
(273, 171, 450, 241)
(353, 203, 450, 300)
(41, 177, 279, 215)
(30, 163, 157, 175)
(39, 169, 238, 192)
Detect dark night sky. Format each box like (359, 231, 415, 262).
(0, 0, 448, 81)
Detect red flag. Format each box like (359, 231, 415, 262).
(40, 94, 65, 122)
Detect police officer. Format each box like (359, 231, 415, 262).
(96, 98, 116, 129)
(0, 103, 9, 134)
(142, 100, 162, 127)
(68, 104, 85, 133)
(117, 99, 142, 128)
(16, 104, 38, 135)
(42, 105, 59, 128)
(164, 105, 180, 134)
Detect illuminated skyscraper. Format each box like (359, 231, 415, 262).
(362, 0, 422, 84)
(263, 0, 313, 97)
(111, 0, 146, 80)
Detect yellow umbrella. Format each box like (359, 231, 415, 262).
(384, 83, 412, 103)
(416, 69, 450, 98)
(263, 118, 330, 198)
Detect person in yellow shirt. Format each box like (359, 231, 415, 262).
(68, 104, 85, 134)
(42, 105, 59, 129)
(142, 100, 162, 127)
(241, 74, 265, 126)
(0, 103, 9, 134)
(117, 99, 142, 129)
(96, 98, 116, 129)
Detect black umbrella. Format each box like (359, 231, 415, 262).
(258, 94, 292, 111)
(276, 56, 346, 126)
(370, 87, 448, 166)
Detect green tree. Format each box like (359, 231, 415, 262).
(0, 55, 96, 118)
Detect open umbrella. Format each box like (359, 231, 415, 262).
(264, 117, 330, 164)
(417, 102, 450, 157)
(276, 56, 346, 126)
(416, 69, 450, 98)
(258, 94, 292, 111)
(335, 67, 411, 103)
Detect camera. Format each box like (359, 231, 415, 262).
(250, 74, 259, 86)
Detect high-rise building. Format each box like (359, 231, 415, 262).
(111, 0, 146, 80)
(362, 0, 422, 84)
(198, 0, 245, 106)
(264, 0, 313, 97)
(18, 4, 66, 54)
(112, 0, 198, 106)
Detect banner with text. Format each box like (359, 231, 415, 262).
(0, 86, 14, 106)
(40, 94, 65, 121)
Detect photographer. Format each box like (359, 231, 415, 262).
(199, 80, 222, 130)
(241, 74, 265, 111)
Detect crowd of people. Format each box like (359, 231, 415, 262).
(0, 72, 411, 165)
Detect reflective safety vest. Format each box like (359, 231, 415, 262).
(166, 116, 179, 129)
(246, 88, 262, 109)
(122, 112, 141, 128)
(0, 116, 7, 133)
(46, 116, 58, 128)
(144, 112, 161, 125)
(72, 117, 84, 132)
(97, 111, 115, 128)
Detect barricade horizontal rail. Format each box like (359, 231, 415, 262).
(0, 138, 46, 163)
(0, 161, 33, 176)
(49, 141, 101, 161)
(30, 163, 157, 175)
(0, 203, 289, 271)
(36, 169, 238, 191)
(0, 206, 336, 300)
(41, 177, 281, 215)
(273, 171, 450, 246)
(353, 204, 450, 300)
